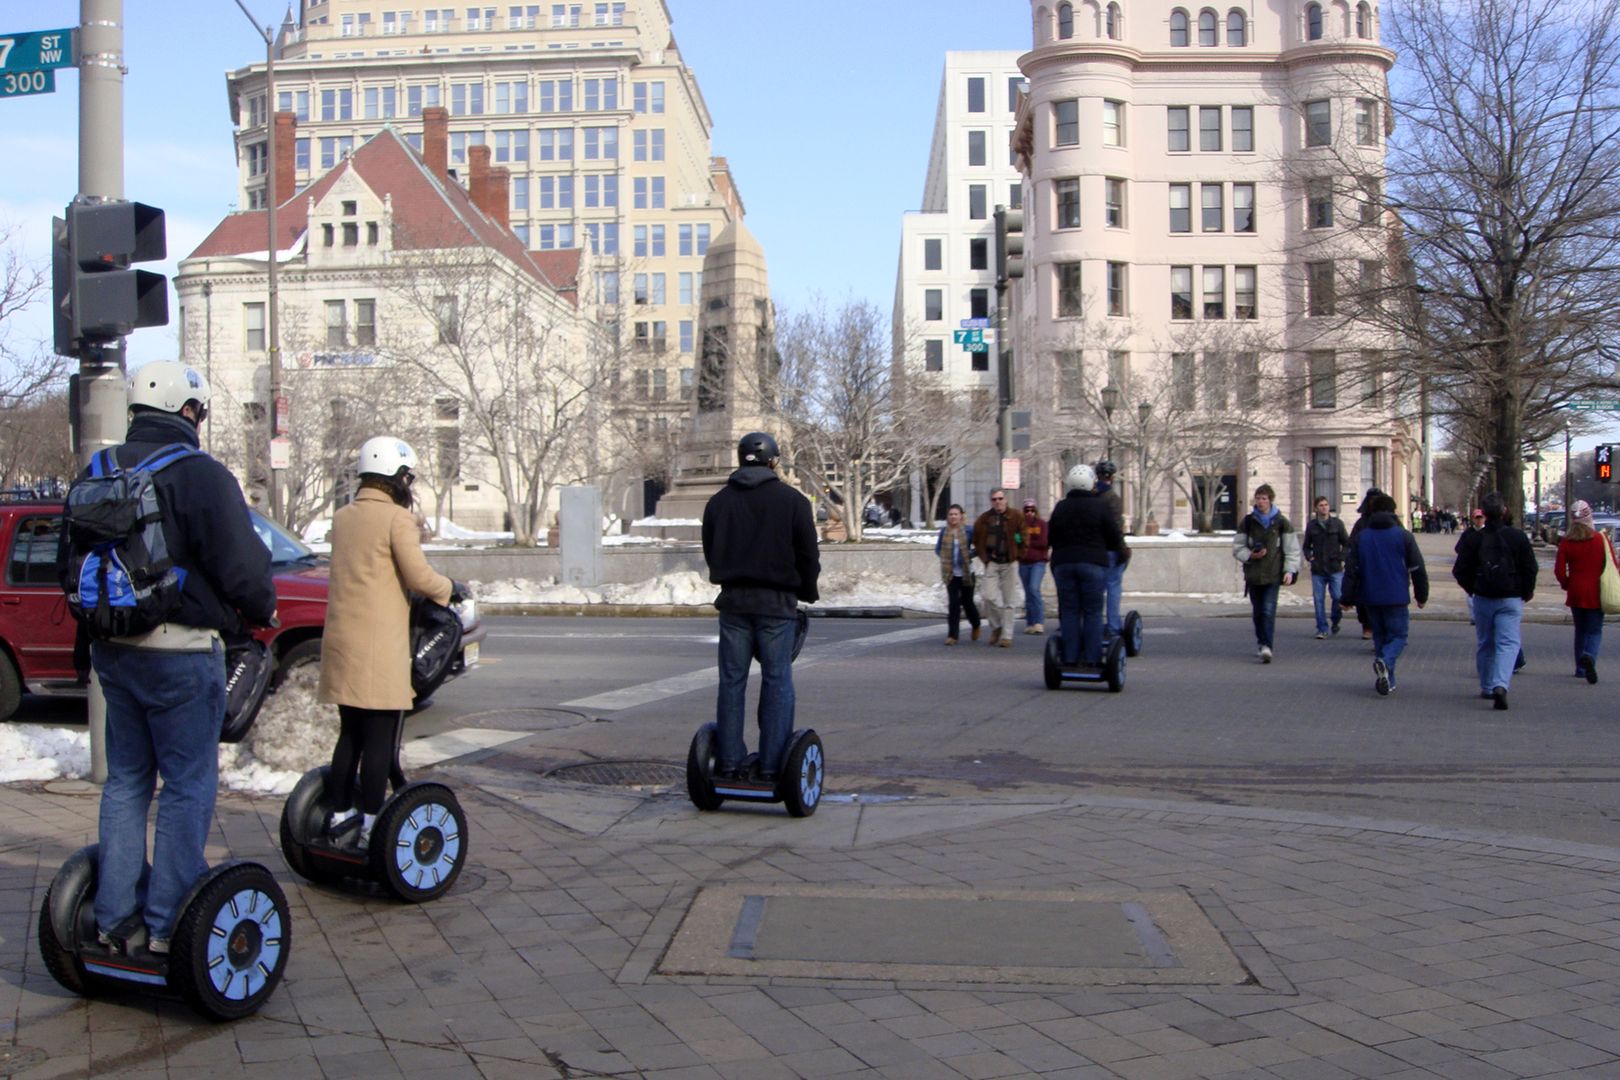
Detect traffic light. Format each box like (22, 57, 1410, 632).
(52, 200, 168, 356)
(1597, 444, 1613, 482)
(994, 206, 1024, 284)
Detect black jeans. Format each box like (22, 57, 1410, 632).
(328, 705, 405, 814)
(947, 576, 981, 639)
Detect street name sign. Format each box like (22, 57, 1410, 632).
(0, 68, 52, 98)
(958, 317, 991, 329)
(964, 341, 988, 353)
(952, 329, 984, 345)
(1561, 401, 1620, 411)
(0, 29, 76, 72)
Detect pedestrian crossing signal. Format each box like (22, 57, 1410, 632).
(1598, 444, 1613, 482)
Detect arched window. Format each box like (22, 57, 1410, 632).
(1356, 1, 1372, 36)
(1058, 1, 1075, 38)
(1106, 2, 1122, 38)
(1227, 9, 1247, 44)
(1305, 2, 1324, 39)
(1198, 9, 1219, 44)
(1170, 8, 1190, 45)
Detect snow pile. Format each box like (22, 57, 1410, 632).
(474, 569, 948, 612)
(0, 725, 89, 782)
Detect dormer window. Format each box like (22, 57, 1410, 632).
(322, 223, 335, 247)
(342, 199, 358, 216)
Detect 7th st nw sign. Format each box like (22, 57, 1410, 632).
(0, 28, 77, 72)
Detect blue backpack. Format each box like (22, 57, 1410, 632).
(64, 443, 198, 640)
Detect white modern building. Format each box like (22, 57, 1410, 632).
(1005, 0, 1421, 530)
(894, 52, 1029, 523)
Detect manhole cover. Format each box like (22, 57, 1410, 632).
(0, 1047, 48, 1072)
(547, 760, 685, 787)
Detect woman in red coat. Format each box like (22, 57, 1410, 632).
(1553, 500, 1613, 684)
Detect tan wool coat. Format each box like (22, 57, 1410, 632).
(318, 488, 454, 710)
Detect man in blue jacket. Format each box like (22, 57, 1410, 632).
(701, 432, 820, 780)
(1343, 492, 1428, 695)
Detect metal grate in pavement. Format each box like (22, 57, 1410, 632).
(546, 760, 686, 787)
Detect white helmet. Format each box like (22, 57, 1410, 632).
(128, 361, 211, 414)
(1065, 462, 1097, 493)
(357, 436, 418, 477)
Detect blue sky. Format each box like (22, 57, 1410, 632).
(1, 0, 1030, 367)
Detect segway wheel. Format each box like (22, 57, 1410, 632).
(1105, 636, 1127, 693)
(781, 731, 824, 818)
(1043, 635, 1062, 690)
(278, 767, 348, 885)
(686, 723, 723, 811)
(36, 848, 98, 998)
(372, 784, 468, 903)
(171, 863, 290, 1021)
(1124, 610, 1144, 657)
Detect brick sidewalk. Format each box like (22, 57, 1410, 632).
(4, 766, 1618, 1079)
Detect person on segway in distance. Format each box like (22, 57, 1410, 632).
(1048, 463, 1126, 668)
(318, 437, 466, 848)
(701, 432, 820, 782)
(1093, 460, 1130, 642)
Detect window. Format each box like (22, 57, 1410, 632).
(582, 77, 618, 110)
(595, 270, 619, 303)
(970, 288, 990, 320)
(633, 128, 665, 161)
(585, 174, 619, 208)
(969, 238, 988, 270)
(680, 324, 694, 356)
(539, 78, 574, 112)
(1167, 106, 1190, 152)
(1359, 259, 1382, 307)
(583, 126, 616, 159)
(967, 76, 985, 113)
(1054, 99, 1080, 146)
(1108, 350, 1131, 394)
(1107, 262, 1127, 316)
(495, 80, 528, 113)
(436, 295, 460, 344)
(1358, 176, 1381, 225)
(1057, 263, 1083, 317)
(1307, 177, 1334, 228)
(968, 130, 987, 167)
(1009, 182, 1023, 209)
(326, 300, 348, 347)
(1103, 100, 1124, 146)
(1106, 3, 1122, 38)
(677, 270, 695, 304)
(1306, 2, 1323, 39)
(538, 175, 574, 208)
(7, 515, 63, 586)
(1172, 353, 1197, 409)
(1232, 183, 1255, 232)
(1307, 261, 1336, 316)
(632, 176, 664, 209)
(925, 289, 943, 321)
(1198, 9, 1218, 44)
(1236, 352, 1260, 407)
(512, 176, 530, 211)
(246, 142, 268, 177)
(1170, 8, 1189, 45)
(355, 299, 376, 346)
(1105, 178, 1126, 227)
(1306, 99, 1331, 146)
(295, 137, 310, 171)
(1203, 266, 1226, 318)
(1234, 266, 1257, 318)
(244, 303, 266, 351)
(342, 222, 359, 246)
(1058, 1, 1075, 38)
(1231, 106, 1253, 152)
(632, 80, 664, 113)
(1055, 177, 1081, 228)
(1008, 75, 1023, 111)
(448, 131, 485, 165)
(1171, 266, 1194, 318)
(1227, 9, 1246, 45)
(495, 129, 529, 162)
(1356, 1, 1372, 37)
(925, 340, 944, 372)
(968, 184, 987, 219)
(1359, 350, 1385, 406)
(450, 82, 484, 115)
(322, 223, 334, 247)
(278, 89, 310, 120)
(1308, 350, 1336, 408)
(1058, 350, 1084, 404)
(1204, 352, 1229, 410)
(407, 84, 441, 116)
(1199, 106, 1222, 151)
(1169, 183, 1192, 232)
(539, 128, 573, 160)
(1356, 98, 1378, 145)
(1202, 183, 1223, 232)
(924, 238, 942, 270)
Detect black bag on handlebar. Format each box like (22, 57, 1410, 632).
(410, 595, 464, 698)
(220, 638, 274, 743)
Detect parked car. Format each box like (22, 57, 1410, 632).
(0, 497, 484, 722)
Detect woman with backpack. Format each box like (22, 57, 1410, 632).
(1554, 500, 1614, 684)
(318, 437, 463, 848)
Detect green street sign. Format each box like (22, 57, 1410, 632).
(0, 28, 76, 73)
(0, 67, 53, 98)
(1562, 401, 1620, 411)
(952, 329, 984, 345)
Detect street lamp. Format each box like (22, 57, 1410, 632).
(1136, 400, 1151, 530)
(203, 282, 213, 454)
(1101, 383, 1121, 460)
(1525, 452, 1543, 518)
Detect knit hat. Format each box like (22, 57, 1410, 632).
(1572, 500, 1594, 526)
(1023, 499, 1037, 510)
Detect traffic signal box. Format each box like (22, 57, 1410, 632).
(994, 207, 1024, 284)
(52, 200, 168, 355)
(1598, 444, 1613, 482)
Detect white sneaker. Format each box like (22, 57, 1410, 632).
(1259, 645, 1273, 663)
(357, 813, 377, 850)
(326, 807, 360, 834)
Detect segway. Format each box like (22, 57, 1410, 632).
(1044, 633, 1126, 691)
(1109, 609, 1144, 657)
(37, 845, 290, 1021)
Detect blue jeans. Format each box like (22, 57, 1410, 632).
(1019, 562, 1046, 627)
(1472, 595, 1524, 692)
(1249, 582, 1280, 649)
(1104, 553, 1125, 635)
(1571, 607, 1604, 674)
(92, 640, 226, 941)
(1365, 605, 1410, 685)
(716, 613, 795, 776)
(1311, 571, 1344, 635)
(1053, 561, 1107, 665)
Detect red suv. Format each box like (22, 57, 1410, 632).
(0, 498, 483, 720)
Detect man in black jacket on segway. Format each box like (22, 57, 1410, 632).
(701, 432, 820, 781)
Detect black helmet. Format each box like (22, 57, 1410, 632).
(737, 431, 779, 466)
(1094, 459, 1118, 480)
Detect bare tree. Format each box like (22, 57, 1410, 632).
(0, 221, 67, 418)
(0, 390, 74, 492)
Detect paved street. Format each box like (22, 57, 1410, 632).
(5, 593, 1620, 1078)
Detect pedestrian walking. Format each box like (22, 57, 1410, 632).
(1452, 491, 1538, 710)
(1048, 463, 1126, 668)
(1348, 488, 1384, 640)
(1554, 500, 1613, 684)
(1019, 498, 1050, 634)
(973, 489, 1026, 648)
(1342, 493, 1428, 695)
(1232, 483, 1300, 663)
(1094, 461, 1129, 639)
(935, 504, 982, 645)
(1302, 495, 1350, 639)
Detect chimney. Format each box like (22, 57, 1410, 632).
(467, 143, 492, 214)
(421, 106, 449, 181)
(486, 166, 511, 229)
(273, 112, 297, 206)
